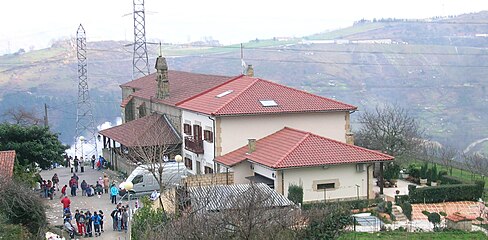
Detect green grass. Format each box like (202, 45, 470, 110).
(307, 22, 387, 40)
(339, 231, 487, 240)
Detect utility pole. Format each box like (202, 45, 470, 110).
(132, 0, 150, 79)
(44, 103, 48, 127)
(74, 24, 98, 159)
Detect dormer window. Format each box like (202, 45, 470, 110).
(259, 100, 278, 107)
(216, 90, 233, 98)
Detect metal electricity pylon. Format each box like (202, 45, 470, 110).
(132, 0, 150, 79)
(74, 24, 98, 160)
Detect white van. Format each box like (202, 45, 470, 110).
(123, 161, 189, 196)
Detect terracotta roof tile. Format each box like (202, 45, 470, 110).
(120, 71, 231, 106)
(0, 150, 16, 179)
(215, 127, 393, 169)
(99, 113, 181, 147)
(177, 76, 357, 116)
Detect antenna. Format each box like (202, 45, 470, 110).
(132, 0, 150, 79)
(74, 24, 98, 160)
(240, 43, 246, 74)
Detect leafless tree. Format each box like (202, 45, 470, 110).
(114, 113, 181, 211)
(355, 105, 424, 162)
(437, 145, 458, 175)
(462, 152, 488, 180)
(2, 107, 43, 126)
(138, 183, 301, 240)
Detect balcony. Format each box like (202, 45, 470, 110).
(184, 136, 204, 154)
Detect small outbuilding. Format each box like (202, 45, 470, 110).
(446, 212, 476, 231)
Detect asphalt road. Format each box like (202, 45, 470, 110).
(41, 165, 130, 240)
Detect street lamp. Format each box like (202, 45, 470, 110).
(79, 136, 85, 171)
(123, 181, 134, 239)
(175, 154, 183, 174)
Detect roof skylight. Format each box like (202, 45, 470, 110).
(216, 90, 233, 98)
(259, 100, 278, 107)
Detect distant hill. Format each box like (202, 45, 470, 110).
(1, 12, 488, 156)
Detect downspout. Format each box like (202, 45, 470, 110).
(367, 164, 372, 199)
(208, 116, 216, 172)
(281, 170, 285, 195)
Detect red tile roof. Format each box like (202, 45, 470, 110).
(215, 127, 393, 169)
(99, 113, 181, 147)
(120, 71, 231, 106)
(0, 150, 16, 179)
(446, 213, 476, 222)
(177, 76, 357, 116)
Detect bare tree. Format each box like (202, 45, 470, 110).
(138, 183, 300, 240)
(438, 145, 458, 175)
(114, 113, 181, 211)
(462, 152, 488, 180)
(355, 105, 424, 161)
(2, 108, 43, 126)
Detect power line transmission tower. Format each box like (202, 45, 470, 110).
(75, 24, 98, 160)
(132, 0, 150, 79)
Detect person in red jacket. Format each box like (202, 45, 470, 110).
(61, 195, 71, 213)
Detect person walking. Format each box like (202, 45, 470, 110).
(69, 177, 77, 197)
(52, 173, 59, 191)
(80, 180, 88, 196)
(103, 175, 109, 194)
(85, 211, 93, 237)
(91, 155, 96, 169)
(74, 156, 79, 173)
(60, 184, 67, 198)
(80, 157, 85, 173)
(61, 195, 71, 213)
(110, 184, 119, 204)
(78, 210, 86, 236)
(69, 156, 74, 173)
(92, 211, 102, 237)
(99, 210, 105, 233)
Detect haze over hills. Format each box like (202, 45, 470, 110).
(1, 11, 488, 155)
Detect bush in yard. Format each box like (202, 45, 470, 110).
(287, 184, 303, 205)
(131, 196, 168, 240)
(299, 203, 352, 240)
(401, 202, 412, 221)
(408, 181, 485, 203)
(428, 212, 441, 231)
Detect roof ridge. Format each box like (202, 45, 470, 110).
(257, 78, 357, 110)
(213, 77, 260, 115)
(284, 127, 394, 159)
(272, 129, 310, 168)
(175, 75, 245, 106)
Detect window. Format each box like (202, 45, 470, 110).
(184, 157, 192, 170)
(204, 130, 213, 143)
(317, 183, 335, 190)
(259, 100, 278, 107)
(193, 125, 202, 140)
(204, 166, 214, 174)
(183, 123, 191, 135)
(216, 90, 233, 98)
(138, 104, 146, 117)
(132, 175, 144, 184)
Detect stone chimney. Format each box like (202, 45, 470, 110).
(155, 56, 169, 99)
(346, 132, 355, 145)
(245, 64, 254, 77)
(248, 139, 256, 153)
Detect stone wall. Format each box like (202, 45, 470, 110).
(183, 172, 234, 187)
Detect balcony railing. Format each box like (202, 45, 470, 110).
(184, 136, 204, 154)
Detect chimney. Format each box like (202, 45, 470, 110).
(248, 139, 256, 153)
(245, 64, 254, 77)
(155, 56, 169, 99)
(346, 132, 355, 145)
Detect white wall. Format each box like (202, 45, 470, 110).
(233, 161, 254, 184)
(282, 164, 368, 202)
(182, 110, 215, 174)
(219, 112, 347, 154)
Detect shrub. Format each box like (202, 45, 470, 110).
(439, 175, 464, 184)
(386, 201, 393, 214)
(430, 165, 438, 182)
(408, 181, 485, 203)
(395, 194, 409, 205)
(384, 163, 401, 181)
(302, 198, 381, 211)
(300, 203, 352, 239)
(287, 184, 303, 205)
(131, 196, 168, 240)
(402, 202, 412, 221)
(420, 162, 429, 179)
(428, 212, 441, 231)
(407, 163, 421, 178)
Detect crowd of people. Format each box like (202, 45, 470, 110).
(63, 209, 105, 238)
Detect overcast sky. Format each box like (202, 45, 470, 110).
(1, 0, 488, 55)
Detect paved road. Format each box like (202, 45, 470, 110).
(41, 165, 130, 240)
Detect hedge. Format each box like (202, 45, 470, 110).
(408, 181, 485, 203)
(302, 198, 382, 210)
(394, 194, 409, 205)
(439, 175, 464, 185)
